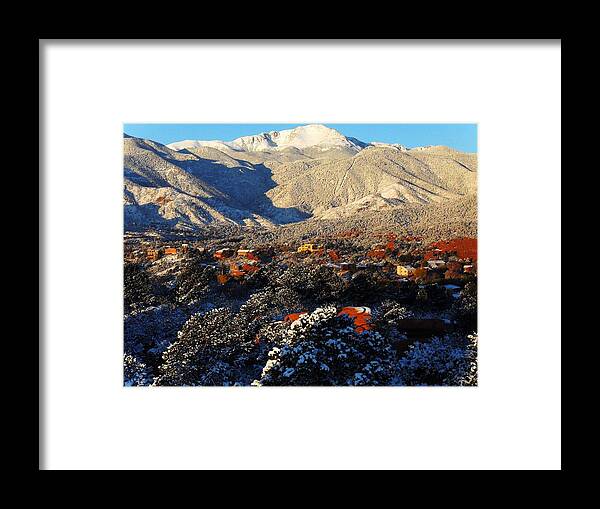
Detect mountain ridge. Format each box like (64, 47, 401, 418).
(124, 125, 477, 231)
(166, 124, 369, 153)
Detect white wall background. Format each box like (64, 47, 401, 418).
(41, 41, 561, 470)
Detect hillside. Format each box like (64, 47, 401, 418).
(124, 124, 477, 232)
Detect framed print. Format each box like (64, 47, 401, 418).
(41, 39, 561, 470)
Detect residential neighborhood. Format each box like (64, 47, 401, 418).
(124, 229, 478, 386)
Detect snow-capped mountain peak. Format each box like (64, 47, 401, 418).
(167, 124, 368, 153)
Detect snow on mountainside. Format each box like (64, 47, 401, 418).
(266, 144, 476, 219)
(167, 124, 368, 153)
(125, 125, 477, 231)
(123, 136, 295, 230)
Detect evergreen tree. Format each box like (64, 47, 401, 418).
(253, 306, 395, 386)
(343, 270, 389, 303)
(176, 258, 216, 305)
(452, 280, 477, 328)
(124, 263, 163, 313)
(154, 295, 277, 386)
(373, 300, 412, 349)
(155, 308, 240, 386)
(275, 265, 343, 305)
(460, 333, 478, 386)
(124, 304, 189, 374)
(124, 354, 150, 386)
(395, 334, 475, 386)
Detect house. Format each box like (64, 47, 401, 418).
(428, 237, 477, 261)
(396, 265, 415, 277)
(237, 249, 260, 260)
(367, 249, 386, 260)
(297, 243, 324, 254)
(328, 250, 341, 261)
(424, 248, 444, 261)
(241, 263, 260, 273)
(164, 247, 177, 255)
(427, 259, 447, 270)
(146, 248, 161, 261)
(338, 306, 372, 333)
(284, 312, 308, 323)
(229, 265, 246, 278)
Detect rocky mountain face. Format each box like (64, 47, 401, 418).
(124, 125, 477, 231)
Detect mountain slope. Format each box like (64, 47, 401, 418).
(267, 144, 476, 217)
(124, 136, 288, 230)
(124, 125, 477, 231)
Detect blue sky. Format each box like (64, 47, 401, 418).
(123, 123, 478, 152)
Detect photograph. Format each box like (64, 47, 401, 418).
(123, 123, 478, 387)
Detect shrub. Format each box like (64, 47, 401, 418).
(253, 306, 395, 386)
(395, 334, 476, 386)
